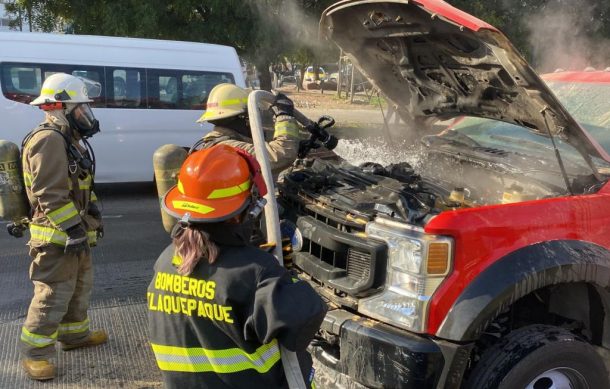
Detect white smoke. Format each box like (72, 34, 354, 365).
(334, 138, 425, 169)
(525, 1, 610, 72)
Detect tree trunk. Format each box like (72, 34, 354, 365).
(297, 64, 305, 90)
(256, 62, 273, 91)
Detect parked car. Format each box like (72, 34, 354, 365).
(0, 32, 244, 183)
(279, 1, 610, 388)
(303, 66, 327, 82)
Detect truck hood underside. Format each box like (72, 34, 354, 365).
(319, 0, 606, 160)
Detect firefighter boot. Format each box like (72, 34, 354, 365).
(61, 330, 108, 351)
(22, 359, 56, 381)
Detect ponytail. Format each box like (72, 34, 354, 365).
(172, 226, 219, 276)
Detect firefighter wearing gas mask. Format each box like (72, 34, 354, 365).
(19, 73, 107, 381)
(195, 83, 300, 177)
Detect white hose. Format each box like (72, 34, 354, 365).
(248, 90, 307, 389)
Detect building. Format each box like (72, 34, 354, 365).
(0, 1, 13, 32)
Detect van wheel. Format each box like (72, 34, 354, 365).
(466, 324, 608, 389)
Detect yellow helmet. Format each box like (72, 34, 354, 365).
(197, 83, 249, 123)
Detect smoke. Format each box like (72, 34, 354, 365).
(334, 137, 425, 170)
(245, 1, 327, 49)
(525, 0, 610, 72)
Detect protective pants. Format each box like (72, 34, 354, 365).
(20, 244, 93, 360)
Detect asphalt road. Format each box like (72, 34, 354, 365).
(0, 183, 169, 388)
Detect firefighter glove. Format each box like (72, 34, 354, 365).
(65, 225, 88, 254)
(270, 93, 294, 118)
(88, 202, 102, 220)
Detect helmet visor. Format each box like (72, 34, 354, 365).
(78, 77, 102, 99)
(71, 104, 97, 130)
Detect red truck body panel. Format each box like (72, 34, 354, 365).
(424, 182, 610, 334)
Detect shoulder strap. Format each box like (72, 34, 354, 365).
(21, 125, 70, 151)
(188, 135, 232, 154)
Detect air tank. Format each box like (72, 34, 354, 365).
(0, 140, 29, 221)
(153, 144, 187, 233)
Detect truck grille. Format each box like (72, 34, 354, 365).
(347, 248, 371, 280)
(294, 216, 386, 296)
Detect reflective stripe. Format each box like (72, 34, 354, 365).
(91, 191, 98, 202)
(87, 231, 97, 245)
(79, 176, 92, 190)
(59, 318, 90, 334)
(21, 327, 57, 348)
(47, 202, 79, 226)
(273, 120, 299, 138)
(207, 179, 250, 200)
(172, 201, 215, 215)
(177, 180, 185, 194)
(30, 225, 96, 246)
(206, 97, 248, 108)
(151, 339, 281, 374)
(41, 88, 77, 97)
(23, 172, 32, 187)
(30, 224, 68, 245)
(172, 255, 182, 266)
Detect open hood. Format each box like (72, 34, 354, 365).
(320, 0, 608, 161)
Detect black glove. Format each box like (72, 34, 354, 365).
(88, 202, 102, 220)
(65, 225, 89, 254)
(270, 93, 294, 117)
(87, 202, 104, 238)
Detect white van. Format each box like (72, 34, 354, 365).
(0, 32, 245, 182)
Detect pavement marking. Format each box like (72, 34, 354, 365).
(102, 215, 123, 219)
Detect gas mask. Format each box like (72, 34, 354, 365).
(66, 103, 100, 138)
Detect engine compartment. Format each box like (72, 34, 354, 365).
(278, 148, 571, 228)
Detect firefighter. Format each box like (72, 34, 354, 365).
(149, 144, 326, 388)
(20, 73, 107, 380)
(195, 83, 300, 176)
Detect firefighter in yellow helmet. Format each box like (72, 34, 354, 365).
(149, 144, 326, 388)
(196, 83, 300, 177)
(20, 73, 107, 380)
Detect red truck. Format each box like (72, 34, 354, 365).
(277, 1, 610, 388)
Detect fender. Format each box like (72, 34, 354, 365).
(436, 240, 610, 341)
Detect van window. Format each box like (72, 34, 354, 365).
(182, 72, 235, 110)
(1, 63, 42, 104)
(107, 68, 145, 108)
(147, 69, 235, 110)
(42, 64, 105, 107)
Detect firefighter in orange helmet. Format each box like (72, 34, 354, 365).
(148, 144, 326, 388)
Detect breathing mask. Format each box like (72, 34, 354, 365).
(67, 103, 100, 138)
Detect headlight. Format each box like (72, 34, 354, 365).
(359, 218, 453, 332)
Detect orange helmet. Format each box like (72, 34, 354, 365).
(162, 144, 267, 223)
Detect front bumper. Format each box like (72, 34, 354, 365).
(309, 309, 472, 389)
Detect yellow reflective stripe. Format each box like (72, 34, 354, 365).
(207, 179, 251, 200)
(273, 120, 299, 138)
(30, 225, 95, 246)
(172, 255, 182, 266)
(30, 224, 68, 245)
(41, 88, 77, 97)
(47, 202, 78, 225)
(91, 191, 98, 202)
(172, 201, 215, 214)
(219, 97, 248, 107)
(21, 327, 58, 348)
(59, 318, 90, 334)
(23, 172, 32, 187)
(78, 176, 92, 190)
(177, 180, 185, 194)
(151, 339, 280, 374)
(87, 231, 97, 245)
